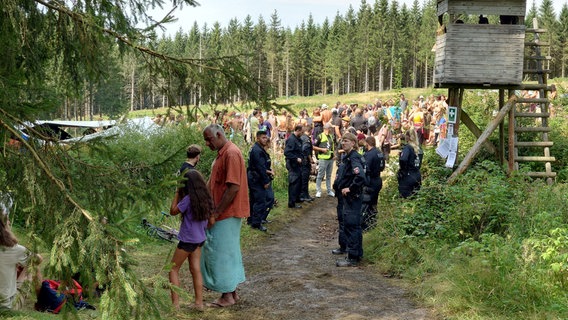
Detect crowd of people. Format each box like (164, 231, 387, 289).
(2, 94, 437, 312)
(162, 95, 438, 309)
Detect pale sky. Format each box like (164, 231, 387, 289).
(151, 0, 568, 36)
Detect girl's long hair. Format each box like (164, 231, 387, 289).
(405, 128, 421, 155)
(178, 170, 213, 221)
(0, 217, 18, 247)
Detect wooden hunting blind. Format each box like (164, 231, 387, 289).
(435, 0, 527, 87)
(433, 0, 556, 184)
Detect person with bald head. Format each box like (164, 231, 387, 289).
(201, 124, 250, 307)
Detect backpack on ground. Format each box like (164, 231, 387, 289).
(35, 279, 95, 313)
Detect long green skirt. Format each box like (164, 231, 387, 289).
(201, 217, 246, 293)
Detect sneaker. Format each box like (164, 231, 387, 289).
(331, 248, 346, 255)
(327, 191, 335, 197)
(250, 224, 267, 232)
(315, 191, 322, 198)
(336, 257, 359, 267)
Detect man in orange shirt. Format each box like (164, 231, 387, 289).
(201, 124, 250, 308)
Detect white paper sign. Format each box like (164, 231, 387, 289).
(447, 124, 454, 137)
(445, 152, 457, 168)
(436, 139, 450, 158)
(449, 137, 459, 152)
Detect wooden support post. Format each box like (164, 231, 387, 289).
(508, 95, 516, 173)
(445, 88, 463, 168)
(498, 90, 505, 165)
(447, 88, 462, 138)
(448, 96, 517, 184)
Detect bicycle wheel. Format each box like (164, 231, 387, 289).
(156, 229, 175, 242)
(147, 227, 158, 238)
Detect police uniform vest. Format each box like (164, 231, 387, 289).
(333, 150, 366, 197)
(317, 133, 334, 160)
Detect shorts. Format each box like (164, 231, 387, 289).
(177, 240, 205, 253)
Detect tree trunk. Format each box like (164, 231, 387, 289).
(389, 64, 393, 91)
(412, 56, 417, 88)
(347, 65, 350, 95)
(379, 60, 384, 92)
(286, 54, 289, 98)
(130, 67, 135, 112)
(364, 59, 369, 93)
(424, 59, 429, 88)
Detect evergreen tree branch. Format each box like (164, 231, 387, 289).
(34, 0, 249, 69)
(0, 109, 94, 222)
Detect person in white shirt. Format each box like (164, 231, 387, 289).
(0, 195, 42, 310)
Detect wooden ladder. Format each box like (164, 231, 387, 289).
(512, 20, 556, 183)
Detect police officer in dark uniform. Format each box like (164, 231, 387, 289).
(332, 132, 366, 267)
(361, 136, 385, 231)
(284, 125, 304, 208)
(299, 125, 314, 202)
(398, 128, 423, 198)
(247, 130, 275, 231)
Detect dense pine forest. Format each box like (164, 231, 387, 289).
(10, 0, 567, 120)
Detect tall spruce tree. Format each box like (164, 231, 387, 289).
(539, 0, 561, 77)
(1, 1, 273, 319)
(559, 4, 568, 77)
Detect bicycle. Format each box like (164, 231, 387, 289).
(141, 211, 179, 242)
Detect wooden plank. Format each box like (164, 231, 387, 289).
(515, 156, 556, 162)
(526, 172, 557, 178)
(508, 106, 515, 173)
(498, 90, 506, 165)
(520, 84, 551, 90)
(527, 56, 552, 60)
(444, 0, 526, 16)
(515, 112, 550, 118)
(523, 69, 552, 74)
(526, 28, 547, 33)
(515, 141, 554, 147)
(437, 74, 522, 84)
(448, 96, 516, 184)
(514, 127, 551, 132)
(444, 39, 525, 47)
(437, 0, 448, 16)
(436, 78, 521, 86)
(525, 42, 550, 46)
(440, 62, 524, 69)
(435, 24, 525, 86)
(446, 23, 526, 33)
(515, 98, 549, 103)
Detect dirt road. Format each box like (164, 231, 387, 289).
(193, 195, 436, 320)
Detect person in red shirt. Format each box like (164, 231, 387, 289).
(201, 124, 250, 308)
